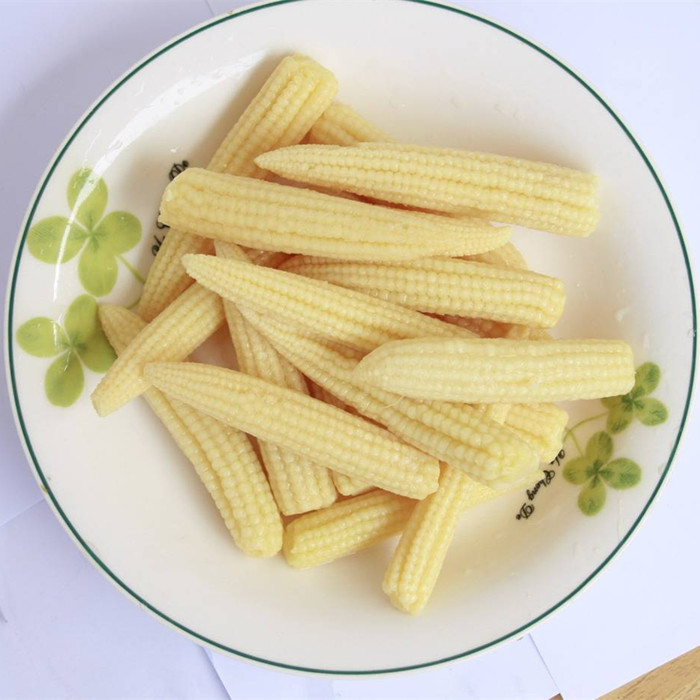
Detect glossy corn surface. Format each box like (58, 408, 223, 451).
(92, 283, 224, 416)
(98, 305, 282, 556)
(256, 143, 600, 236)
(144, 362, 441, 499)
(354, 338, 635, 403)
(283, 490, 414, 568)
(281, 256, 565, 327)
(184, 253, 474, 353)
(159, 168, 511, 261)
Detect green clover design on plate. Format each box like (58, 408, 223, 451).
(16, 295, 115, 407)
(562, 431, 641, 516)
(602, 362, 668, 433)
(561, 362, 667, 515)
(26, 168, 143, 296)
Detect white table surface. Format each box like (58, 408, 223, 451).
(1, 1, 698, 698)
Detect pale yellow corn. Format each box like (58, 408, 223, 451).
(138, 232, 214, 322)
(91, 283, 224, 416)
(207, 54, 338, 178)
(307, 102, 391, 146)
(255, 143, 600, 237)
(184, 254, 475, 353)
(308, 383, 373, 496)
(281, 256, 565, 328)
(244, 311, 539, 489)
(439, 240, 548, 340)
(138, 54, 337, 321)
(98, 305, 282, 557)
(144, 362, 440, 499)
(159, 168, 511, 261)
(466, 242, 528, 270)
(216, 239, 338, 513)
(383, 463, 538, 614)
(224, 302, 337, 515)
(283, 490, 415, 568)
(505, 403, 569, 463)
(354, 338, 635, 403)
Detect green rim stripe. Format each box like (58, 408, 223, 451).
(5, 0, 697, 675)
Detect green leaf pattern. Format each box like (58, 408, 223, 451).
(603, 362, 668, 434)
(563, 363, 667, 516)
(16, 294, 115, 407)
(27, 168, 142, 296)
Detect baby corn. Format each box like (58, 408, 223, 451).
(158, 168, 511, 261)
(245, 312, 539, 489)
(98, 305, 282, 557)
(224, 302, 337, 515)
(208, 54, 337, 178)
(307, 102, 391, 146)
(144, 362, 441, 499)
(256, 143, 599, 237)
(184, 254, 474, 353)
(281, 256, 565, 328)
(308, 383, 373, 496)
(354, 338, 635, 403)
(383, 464, 537, 614)
(504, 403, 569, 463)
(138, 54, 337, 320)
(138, 232, 214, 322)
(283, 490, 415, 568)
(91, 283, 224, 416)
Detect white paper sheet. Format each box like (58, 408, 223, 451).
(208, 636, 558, 700)
(0, 502, 227, 699)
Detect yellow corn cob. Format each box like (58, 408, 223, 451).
(444, 241, 554, 340)
(307, 383, 373, 496)
(466, 242, 528, 270)
(138, 232, 214, 322)
(207, 54, 338, 178)
(244, 311, 539, 488)
(224, 302, 337, 515)
(255, 143, 600, 237)
(159, 168, 511, 261)
(138, 54, 337, 320)
(98, 305, 282, 557)
(283, 490, 415, 568)
(307, 102, 391, 146)
(383, 463, 538, 614)
(354, 338, 635, 403)
(144, 362, 440, 499)
(215, 239, 338, 512)
(281, 257, 565, 328)
(91, 283, 224, 416)
(183, 254, 474, 353)
(504, 403, 568, 463)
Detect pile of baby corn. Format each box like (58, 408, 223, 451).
(92, 55, 635, 615)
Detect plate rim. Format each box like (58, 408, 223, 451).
(4, 0, 697, 676)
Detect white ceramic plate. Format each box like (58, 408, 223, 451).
(6, 0, 696, 675)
